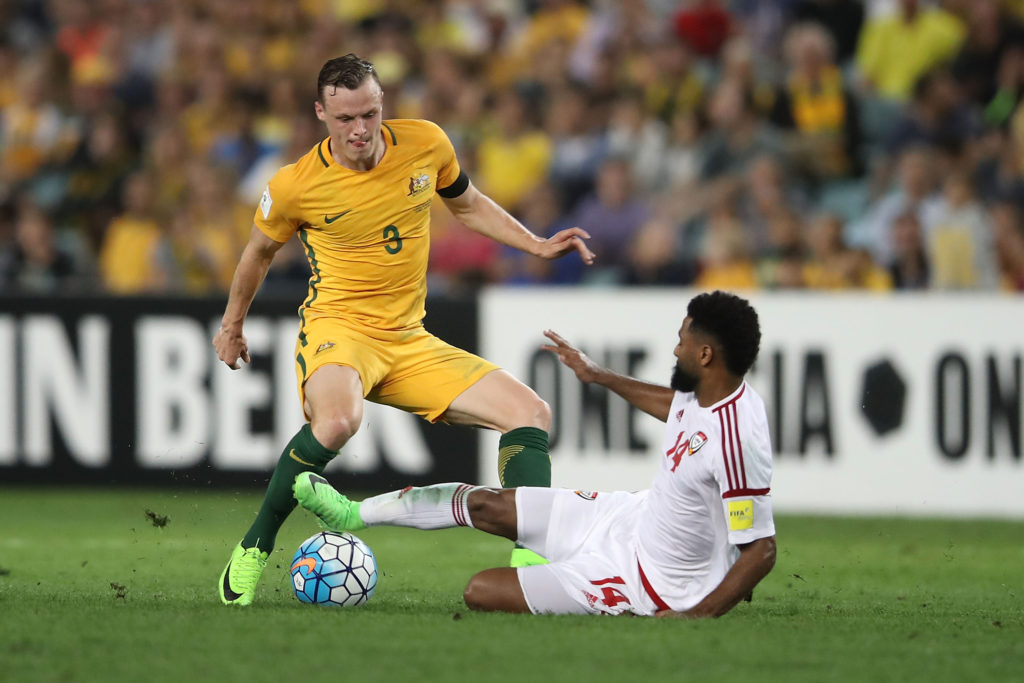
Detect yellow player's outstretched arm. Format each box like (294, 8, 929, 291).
(442, 182, 595, 265)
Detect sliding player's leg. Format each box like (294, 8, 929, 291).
(463, 568, 532, 612)
(465, 487, 599, 614)
(293, 476, 519, 538)
(294, 479, 624, 615)
(470, 488, 648, 616)
(292, 477, 536, 611)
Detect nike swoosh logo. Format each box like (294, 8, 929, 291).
(291, 558, 317, 574)
(289, 449, 315, 467)
(307, 473, 327, 493)
(222, 561, 244, 601)
(324, 210, 352, 224)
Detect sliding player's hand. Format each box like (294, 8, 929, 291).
(536, 227, 595, 265)
(541, 330, 603, 384)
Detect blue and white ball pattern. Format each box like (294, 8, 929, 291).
(290, 531, 378, 606)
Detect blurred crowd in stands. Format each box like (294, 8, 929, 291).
(3, 0, 1024, 297)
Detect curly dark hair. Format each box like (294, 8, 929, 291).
(687, 291, 761, 376)
(317, 54, 380, 101)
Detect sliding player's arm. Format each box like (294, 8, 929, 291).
(541, 329, 675, 421)
(441, 181, 595, 264)
(656, 535, 777, 619)
(213, 225, 287, 369)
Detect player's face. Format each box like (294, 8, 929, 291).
(315, 78, 385, 170)
(670, 318, 701, 392)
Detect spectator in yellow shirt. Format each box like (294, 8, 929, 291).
(98, 170, 162, 294)
(475, 90, 553, 211)
(803, 212, 893, 290)
(696, 209, 760, 290)
(856, 0, 966, 101)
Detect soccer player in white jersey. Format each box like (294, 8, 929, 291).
(294, 291, 777, 617)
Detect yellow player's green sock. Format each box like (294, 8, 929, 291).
(498, 427, 550, 488)
(241, 424, 337, 553)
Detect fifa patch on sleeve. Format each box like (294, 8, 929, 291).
(260, 186, 273, 219)
(728, 500, 754, 531)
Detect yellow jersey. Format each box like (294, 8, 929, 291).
(254, 119, 467, 331)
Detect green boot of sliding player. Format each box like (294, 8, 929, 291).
(293, 472, 365, 532)
(510, 545, 549, 567)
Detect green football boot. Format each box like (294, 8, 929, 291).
(510, 545, 549, 568)
(218, 543, 268, 606)
(293, 472, 365, 532)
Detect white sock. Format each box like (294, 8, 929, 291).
(359, 483, 480, 529)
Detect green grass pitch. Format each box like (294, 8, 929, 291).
(1, 487, 1021, 683)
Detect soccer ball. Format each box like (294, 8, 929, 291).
(290, 531, 378, 606)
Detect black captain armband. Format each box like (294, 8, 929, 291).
(437, 170, 470, 198)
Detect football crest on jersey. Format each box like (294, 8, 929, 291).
(406, 171, 432, 199)
(687, 431, 708, 455)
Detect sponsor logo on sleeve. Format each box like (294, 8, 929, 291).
(728, 500, 754, 530)
(259, 186, 273, 219)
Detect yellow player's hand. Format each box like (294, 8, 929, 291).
(537, 227, 595, 265)
(213, 326, 251, 370)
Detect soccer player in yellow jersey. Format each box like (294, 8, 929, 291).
(214, 54, 595, 605)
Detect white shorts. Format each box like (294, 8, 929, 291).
(513, 487, 660, 616)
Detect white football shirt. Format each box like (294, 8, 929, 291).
(635, 381, 775, 611)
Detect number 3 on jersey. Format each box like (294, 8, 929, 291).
(383, 224, 403, 254)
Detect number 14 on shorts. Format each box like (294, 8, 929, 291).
(589, 576, 630, 610)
